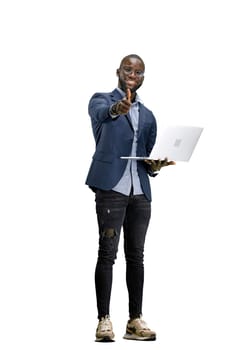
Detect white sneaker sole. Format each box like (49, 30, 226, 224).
(123, 333, 156, 341)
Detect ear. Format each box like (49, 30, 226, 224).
(116, 69, 120, 77)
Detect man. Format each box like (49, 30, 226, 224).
(86, 54, 175, 342)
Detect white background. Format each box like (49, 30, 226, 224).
(1, 1, 233, 349)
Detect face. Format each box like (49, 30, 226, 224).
(116, 57, 145, 94)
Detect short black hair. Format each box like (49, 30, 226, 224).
(119, 54, 145, 70)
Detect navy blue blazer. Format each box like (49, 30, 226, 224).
(85, 89, 157, 201)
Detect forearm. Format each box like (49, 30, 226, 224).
(88, 94, 112, 123)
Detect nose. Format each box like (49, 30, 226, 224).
(128, 71, 137, 78)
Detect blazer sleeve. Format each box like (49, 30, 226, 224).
(88, 93, 115, 144)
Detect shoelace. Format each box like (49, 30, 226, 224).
(98, 317, 111, 331)
(135, 318, 149, 329)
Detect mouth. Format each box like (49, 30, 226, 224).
(125, 80, 135, 88)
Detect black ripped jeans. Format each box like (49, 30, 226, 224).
(95, 189, 151, 320)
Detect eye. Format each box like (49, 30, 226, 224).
(123, 67, 132, 73)
(121, 66, 144, 77)
(135, 71, 144, 77)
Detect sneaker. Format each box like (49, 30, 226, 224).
(95, 315, 115, 342)
(123, 317, 156, 341)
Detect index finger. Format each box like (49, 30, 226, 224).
(164, 160, 176, 166)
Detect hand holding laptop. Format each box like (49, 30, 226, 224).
(144, 158, 176, 172)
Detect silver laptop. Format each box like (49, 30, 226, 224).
(121, 125, 203, 162)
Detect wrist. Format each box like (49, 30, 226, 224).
(110, 102, 120, 116)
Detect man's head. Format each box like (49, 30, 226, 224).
(116, 54, 145, 95)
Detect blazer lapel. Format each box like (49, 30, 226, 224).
(125, 112, 133, 131)
(137, 103, 145, 138)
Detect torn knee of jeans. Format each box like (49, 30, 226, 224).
(102, 228, 116, 238)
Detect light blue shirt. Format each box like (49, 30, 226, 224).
(112, 88, 143, 196)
